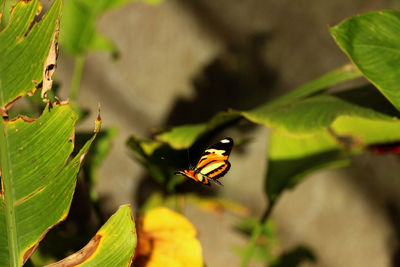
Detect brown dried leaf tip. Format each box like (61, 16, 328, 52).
(45, 234, 102, 267)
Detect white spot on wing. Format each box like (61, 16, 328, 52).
(221, 139, 230, 143)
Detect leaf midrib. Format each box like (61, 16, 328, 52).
(1, 120, 19, 267)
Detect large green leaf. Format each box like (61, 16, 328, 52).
(330, 10, 400, 110)
(0, 103, 100, 267)
(260, 87, 400, 202)
(45, 205, 136, 267)
(0, 0, 61, 108)
(266, 131, 350, 203)
(242, 91, 397, 135)
(150, 64, 363, 150)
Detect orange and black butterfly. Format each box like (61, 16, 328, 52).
(175, 137, 233, 186)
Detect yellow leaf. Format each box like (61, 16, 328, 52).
(135, 207, 203, 267)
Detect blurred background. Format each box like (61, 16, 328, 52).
(49, 0, 400, 266)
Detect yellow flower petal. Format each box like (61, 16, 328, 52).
(135, 207, 203, 267)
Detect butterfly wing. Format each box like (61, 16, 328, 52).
(175, 137, 234, 186)
(194, 137, 233, 183)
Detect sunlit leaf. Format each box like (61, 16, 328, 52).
(0, 103, 100, 267)
(266, 132, 351, 203)
(262, 87, 400, 202)
(331, 10, 400, 110)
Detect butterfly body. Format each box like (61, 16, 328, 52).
(175, 137, 233, 186)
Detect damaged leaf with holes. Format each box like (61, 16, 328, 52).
(0, 0, 137, 266)
(0, 0, 60, 109)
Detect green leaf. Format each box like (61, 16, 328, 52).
(151, 64, 362, 151)
(262, 87, 400, 202)
(266, 132, 351, 203)
(0, 103, 100, 267)
(46, 205, 136, 266)
(242, 92, 396, 135)
(330, 10, 400, 110)
(0, 0, 62, 107)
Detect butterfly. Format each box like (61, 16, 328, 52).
(175, 137, 233, 186)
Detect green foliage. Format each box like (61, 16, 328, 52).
(331, 10, 400, 110)
(0, 0, 137, 266)
(0, 0, 19, 30)
(0, 104, 96, 267)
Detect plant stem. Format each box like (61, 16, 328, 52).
(70, 55, 85, 102)
(239, 201, 275, 267)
